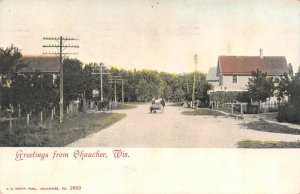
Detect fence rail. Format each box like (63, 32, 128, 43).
(213, 102, 246, 119)
(212, 101, 286, 117)
(0, 100, 82, 131)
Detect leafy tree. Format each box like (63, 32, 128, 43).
(277, 67, 300, 123)
(159, 72, 176, 101)
(290, 67, 300, 105)
(276, 72, 292, 101)
(0, 45, 24, 85)
(10, 72, 57, 114)
(236, 91, 251, 103)
(132, 70, 161, 101)
(61, 58, 86, 105)
(0, 45, 25, 109)
(197, 81, 211, 103)
(247, 69, 275, 112)
(173, 87, 185, 102)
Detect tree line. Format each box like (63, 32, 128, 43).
(0, 45, 211, 116)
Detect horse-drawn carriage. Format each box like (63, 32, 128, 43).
(149, 98, 165, 114)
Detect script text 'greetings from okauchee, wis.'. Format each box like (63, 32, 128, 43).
(14, 149, 129, 161)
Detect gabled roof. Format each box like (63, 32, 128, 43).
(218, 56, 288, 76)
(20, 55, 60, 73)
(206, 67, 219, 81)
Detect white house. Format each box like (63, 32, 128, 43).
(207, 49, 289, 104)
(208, 49, 288, 91)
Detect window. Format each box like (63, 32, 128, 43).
(232, 75, 237, 83)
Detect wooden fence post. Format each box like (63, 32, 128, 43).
(40, 111, 43, 124)
(231, 103, 233, 114)
(18, 104, 21, 118)
(240, 103, 243, 116)
(51, 109, 54, 121)
(27, 113, 30, 126)
(9, 116, 12, 132)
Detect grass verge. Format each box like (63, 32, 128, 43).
(260, 112, 278, 122)
(113, 103, 138, 110)
(238, 139, 300, 148)
(243, 120, 300, 135)
(169, 102, 184, 107)
(182, 108, 226, 116)
(0, 112, 126, 147)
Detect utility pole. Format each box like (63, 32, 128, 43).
(192, 54, 198, 108)
(100, 64, 103, 101)
(183, 83, 192, 95)
(108, 76, 126, 103)
(121, 79, 125, 104)
(91, 63, 110, 101)
(114, 78, 117, 102)
(108, 76, 122, 102)
(43, 36, 79, 123)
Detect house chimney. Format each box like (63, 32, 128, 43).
(260, 48, 263, 58)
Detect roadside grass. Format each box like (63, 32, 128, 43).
(260, 112, 278, 122)
(238, 139, 300, 148)
(0, 112, 126, 147)
(127, 102, 146, 105)
(182, 108, 226, 116)
(113, 103, 138, 110)
(243, 120, 300, 135)
(169, 102, 184, 107)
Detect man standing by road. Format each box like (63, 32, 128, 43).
(161, 98, 165, 110)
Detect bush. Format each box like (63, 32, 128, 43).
(209, 91, 250, 104)
(277, 104, 300, 124)
(197, 101, 209, 108)
(246, 104, 259, 114)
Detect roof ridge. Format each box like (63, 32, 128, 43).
(217, 55, 288, 75)
(219, 55, 285, 57)
(23, 55, 57, 58)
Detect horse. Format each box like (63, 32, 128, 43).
(149, 99, 163, 114)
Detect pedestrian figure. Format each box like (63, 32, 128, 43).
(161, 98, 165, 110)
(151, 98, 156, 105)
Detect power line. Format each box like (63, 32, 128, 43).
(42, 36, 79, 123)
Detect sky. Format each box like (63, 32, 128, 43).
(0, 0, 299, 73)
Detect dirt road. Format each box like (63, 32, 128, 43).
(68, 104, 300, 147)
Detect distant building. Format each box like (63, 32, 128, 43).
(206, 67, 219, 93)
(20, 55, 60, 74)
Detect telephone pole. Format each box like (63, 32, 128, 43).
(43, 36, 79, 123)
(192, 54, 198, 108)
(183, 83, 192, 95)
(91, 63, 110, 101)
(108, 76, 126, 104)
(121, 79, 125, 104)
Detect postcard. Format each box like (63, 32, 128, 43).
(1, 0, 300, 193)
